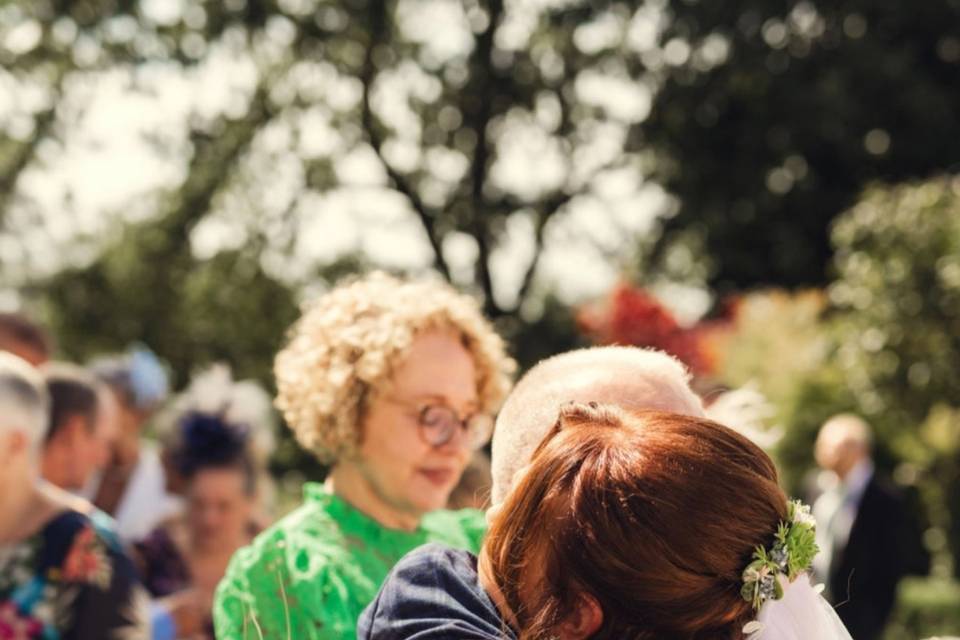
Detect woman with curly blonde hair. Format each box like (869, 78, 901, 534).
(214, 272, 515, 640)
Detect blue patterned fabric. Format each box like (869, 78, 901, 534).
(0, 510, 148, 639)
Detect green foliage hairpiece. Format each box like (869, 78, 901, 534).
(740, 500, 819, 611)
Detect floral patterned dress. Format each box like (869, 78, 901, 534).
(0, 509, 149, 640)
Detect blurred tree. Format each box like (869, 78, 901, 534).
(0, 0, 662, 322)
(577, 281, 715, 375)
(639, 0, 960, 291)
(708, 289, 855, 489)
(2, 0, 959, 341)
(830, 177, 960, 439)
(38, 232, 300, 389)
(829, 176, 960, 576)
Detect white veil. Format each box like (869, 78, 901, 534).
(747, 574, 852, 640)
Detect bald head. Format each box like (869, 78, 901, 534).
(815, 413, 872, 479)
(490, 346, 704, 505)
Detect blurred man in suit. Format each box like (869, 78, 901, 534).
(813, 414, 923, 640)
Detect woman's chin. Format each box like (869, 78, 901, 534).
(409, 474, 457, 512)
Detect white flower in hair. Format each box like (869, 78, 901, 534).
(790, 502, 817, 529)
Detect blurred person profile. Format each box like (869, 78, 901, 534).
(156, 364, 277, 527)
(134, 366, 265, 640)
(0, 352, 149, 638)
(213, 271, 514, 640)
(85, 344, 180, 542)
(0, 311, 52, 367)
(813, 413, 926, 640)
(39, 362, 118, 493)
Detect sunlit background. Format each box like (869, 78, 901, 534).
(2, 1, 959, 636)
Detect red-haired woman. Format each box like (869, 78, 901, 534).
(359, 404, 851, 640)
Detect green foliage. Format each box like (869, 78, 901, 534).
(5, 0, 957, 316)
(39, 225, 299, 388)
(711, 290, 856, 491)
(496, 293, 586, 373)
(31, 219, 376, 483)
(830, 177, 960, 435)
(717, 291, 832, 404)
(642, 1, 960, 291)
(829, 177, 960, 576)
(0, 0, 669, 319)
(740, 500, 818, 610)
(781, 502, 818, 579)
(885, 578, 960, 640)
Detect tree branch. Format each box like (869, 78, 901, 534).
(359, 0, 451, 281)
(513, 191, 573, 310)
(464, 0, 506, 316)
(510, 40, 583, 312)
(157, 81, 273, 247)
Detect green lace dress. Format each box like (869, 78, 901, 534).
(213, 483, 487, 639)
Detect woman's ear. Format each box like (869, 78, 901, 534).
(558, 592, 603, 640)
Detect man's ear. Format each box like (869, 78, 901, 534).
(0, 429, 29, 463)
(558, 592, 603, 640)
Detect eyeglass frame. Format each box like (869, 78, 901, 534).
(379, 395, 493, 451)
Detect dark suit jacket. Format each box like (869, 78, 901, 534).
(829, 474, 921, 640)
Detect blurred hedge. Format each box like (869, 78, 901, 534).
(885, 578, 960, 639)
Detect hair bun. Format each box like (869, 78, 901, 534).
(175, 411, 249, 476)
(556, 401, 625, 430)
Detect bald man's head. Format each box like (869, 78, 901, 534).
(815, 413, 872, 479)
(490, 346, 704, 505)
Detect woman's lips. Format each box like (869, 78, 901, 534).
(418, 468, 456, 486)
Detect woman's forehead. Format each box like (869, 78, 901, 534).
(389, 332, 478, 400)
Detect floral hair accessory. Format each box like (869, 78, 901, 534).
(740, 499, 819, 612)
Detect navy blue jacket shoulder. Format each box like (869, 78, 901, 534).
(358, 543, 516, 640)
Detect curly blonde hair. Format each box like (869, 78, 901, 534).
(275, 272, 516, 464)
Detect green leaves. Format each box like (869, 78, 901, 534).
(740, 499, 819, 611)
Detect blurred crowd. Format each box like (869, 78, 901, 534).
(0, 312, 276, 638)
(0, 272, 932, 640)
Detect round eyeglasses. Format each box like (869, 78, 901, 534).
(418, 404, 493, 450)
(384, 398, 492, 450)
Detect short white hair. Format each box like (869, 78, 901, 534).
(819, 413, 873, 450)
(0, 351, 49, 445)
(490, 346, 704, 505)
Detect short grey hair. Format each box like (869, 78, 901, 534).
(819, 413, 873, 451)
(490, 346, 704, 505)
(0, 351, 50, 444)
